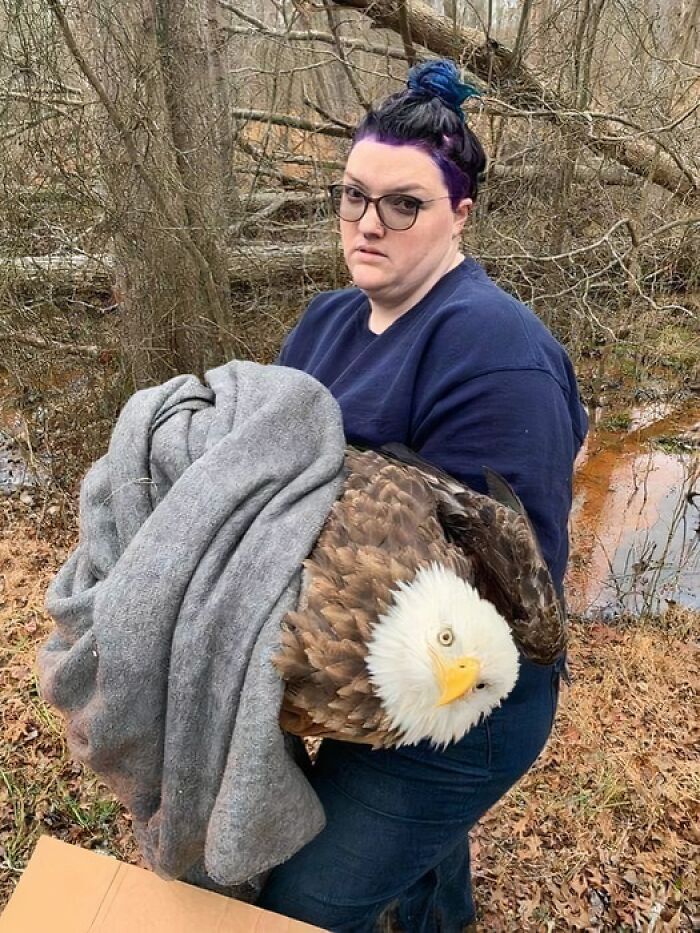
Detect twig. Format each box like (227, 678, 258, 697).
(0, 112, 64, 143)
(215, 0, 267, 30)
(478, 218, 635, 263)
(322, 0, 371, 112)
(302, 96, 355, 132)
(218, 22, 410, 62)
(0, 90, 89, 108)
(234, 136, 314, 189)
(230, 107, 351, 138)
(470, 99, 699, 195)
(7, 333, 103, 358)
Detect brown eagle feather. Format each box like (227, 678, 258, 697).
(274, 446, 566, 748)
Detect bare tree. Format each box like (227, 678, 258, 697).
(1, 0, 698, 401)
(45, 0, 236, 384)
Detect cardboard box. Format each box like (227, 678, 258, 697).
(0, 835, 325, 931)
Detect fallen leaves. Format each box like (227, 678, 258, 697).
(470, 617, 699, 930)
(1, 511, 698, 929)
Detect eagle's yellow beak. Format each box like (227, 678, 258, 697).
(429, 649, 481, 706)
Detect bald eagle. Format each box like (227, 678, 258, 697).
(274, 445, 565, 750)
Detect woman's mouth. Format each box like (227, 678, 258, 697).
(355, 247, 387, 259)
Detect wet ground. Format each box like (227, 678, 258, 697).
(0, 372, 49, 492)
(568, 400, 699, 617)
(0, 430, 42, 492)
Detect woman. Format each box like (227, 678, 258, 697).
(256, 59, 588, 932)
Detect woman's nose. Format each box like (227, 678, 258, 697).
(357, 201, 385, 235)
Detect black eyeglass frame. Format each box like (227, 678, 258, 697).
(327, 183, 452, 231)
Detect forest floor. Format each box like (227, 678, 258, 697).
(1, 494, 698, 931)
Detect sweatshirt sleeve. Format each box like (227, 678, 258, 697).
(411, 367, 583, 592)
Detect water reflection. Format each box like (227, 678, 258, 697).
(568, 402, 699, 617)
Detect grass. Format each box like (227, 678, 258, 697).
(654, 435, 698, 454)
(1, 504, 698, 930)
(654, 324, 700, 373)
(599, 411, 632, 432)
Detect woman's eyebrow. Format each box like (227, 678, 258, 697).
(343, 173, 429, 195)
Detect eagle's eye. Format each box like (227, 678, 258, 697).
(438, 628, 454, 646)
(476, 682, 486, 690)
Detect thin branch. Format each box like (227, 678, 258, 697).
(322, 0, 371, 112)
(302, 95, 355, 132)
(6, 333, 103, 358)
(469, 98, 699, 195)
(234, 136, 314, 189)
(279, 154, 345, 170)
(0, 112, 64, 143)
(478, 218, 636, 263)
(630, 216, 700, 251)
(221, 23, 409, 61)
(584, 105, 700, 138)
(0, 90, 88, 108)
(215, 0, 267, 29)
(471, 98, 699, 137)
(511, 0, 533, 71)
(230, 107, 351, 138)
(396, 0, 417, 68)
(478, 216, 700, 264)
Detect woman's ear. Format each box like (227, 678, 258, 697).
(453, 198, 473, 238)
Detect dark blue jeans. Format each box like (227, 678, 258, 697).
(256, 653, 566, 932)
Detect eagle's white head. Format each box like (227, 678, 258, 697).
(365, 562, 520, 749)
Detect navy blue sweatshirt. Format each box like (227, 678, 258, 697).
(277, 257, 588, 592)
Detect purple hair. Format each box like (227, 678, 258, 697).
(352, 130, 473, 209)
(350, 60, 487, 207)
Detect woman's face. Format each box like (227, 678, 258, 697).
(339, 139, 472, 307)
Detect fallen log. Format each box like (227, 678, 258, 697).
(332, 0, 699, 199)
(1, 252, 114, 291)
(0, 242, 342, 295)
(488, 160, 638, 187)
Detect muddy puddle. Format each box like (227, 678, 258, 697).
(568, 401, 699, 617)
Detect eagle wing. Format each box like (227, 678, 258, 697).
(275, 448, 472, 747)
(377, 443, 566, 664)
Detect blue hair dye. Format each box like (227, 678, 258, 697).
(406, 60, 480, 125)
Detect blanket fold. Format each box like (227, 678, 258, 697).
(37, 359, 346, 894)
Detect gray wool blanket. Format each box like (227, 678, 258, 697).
(37, 359, 346, 896)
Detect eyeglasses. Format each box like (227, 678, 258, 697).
(327, 183, 451, 231)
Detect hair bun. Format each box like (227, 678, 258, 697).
(406, 59, 480, 123)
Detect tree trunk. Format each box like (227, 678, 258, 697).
(206, 0, 241, 222)
(62, 0, 236, 386)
